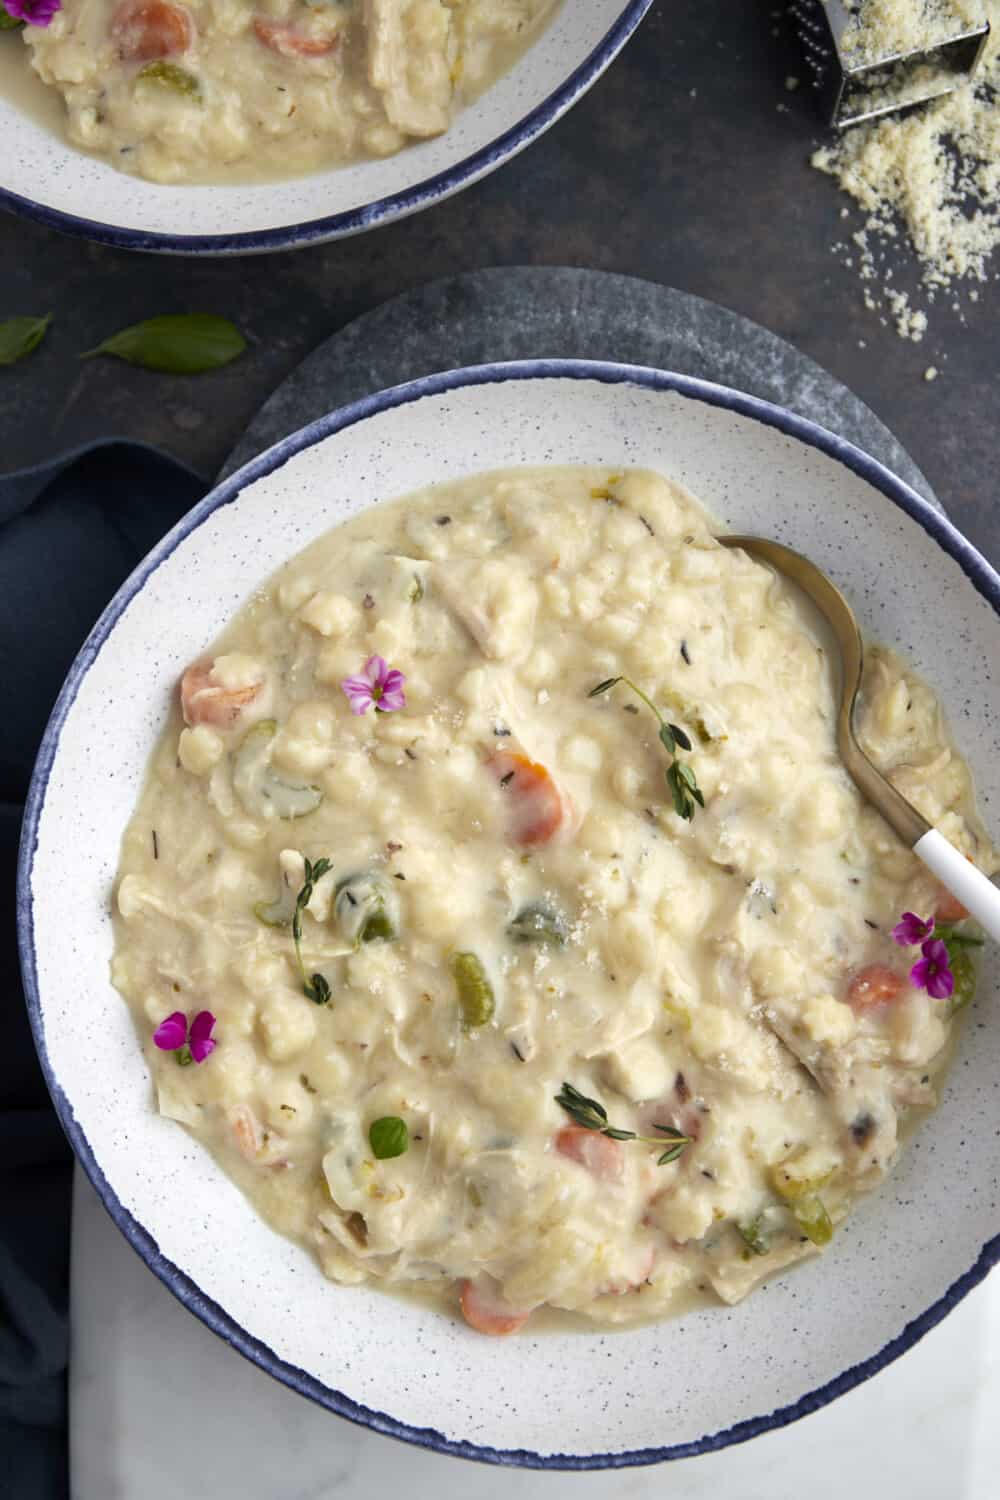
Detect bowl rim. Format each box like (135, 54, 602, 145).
(0, 2, 653, 256)
(17, 358, 1000, 1468)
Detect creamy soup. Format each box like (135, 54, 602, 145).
(111, 466, 995, 1335)
(12, 0, 557, 183)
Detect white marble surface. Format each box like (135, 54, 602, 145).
(71, 1165, 1000, 1500)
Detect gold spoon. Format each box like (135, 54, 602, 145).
(719, 535, 1000, 942)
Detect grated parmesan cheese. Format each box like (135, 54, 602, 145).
(840, 0, 986, 64)
(811, 0, 998, 340)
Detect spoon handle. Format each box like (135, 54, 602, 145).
(913, 829, 1000, 944)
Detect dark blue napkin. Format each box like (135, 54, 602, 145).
(1, 442, 206, 1499)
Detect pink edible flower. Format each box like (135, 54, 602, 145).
(892, 912, 935, 947)
(340, 655, 406, 716)
(3, 0, 62, 26)
(153, 1009, 217, 1065)
(909, 938, 954, 1001)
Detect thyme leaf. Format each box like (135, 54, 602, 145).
(293, 856, 333, 1004)
(555, 1082, 693, 1166)
(589, 674, 705, 821)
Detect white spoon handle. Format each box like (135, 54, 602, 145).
(913, 828, 1000, 943)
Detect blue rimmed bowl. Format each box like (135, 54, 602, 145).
(0, 3, 651, 254)
(17, 361, 1000, 1466)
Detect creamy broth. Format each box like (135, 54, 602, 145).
(18, 0, 559, 184)
(0, 32, 66, 133)
(111, 466, 995, 1336)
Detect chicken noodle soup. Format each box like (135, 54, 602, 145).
(111, 466, 995, 1334)
(18, 0, 558, 183)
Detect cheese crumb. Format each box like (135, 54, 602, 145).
(812, 1, 998, 340)
(801, 993, 858, 1047)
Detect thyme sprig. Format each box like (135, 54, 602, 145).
(588, 676, 705, 821)
(293, 856, 333, 1004)
(555, 1082, 693, 1166)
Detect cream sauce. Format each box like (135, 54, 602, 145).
(111, 465, 996, 1335)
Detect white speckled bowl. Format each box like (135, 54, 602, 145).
(0, 3, 650, 254)
(18, 363, 1000, 1467)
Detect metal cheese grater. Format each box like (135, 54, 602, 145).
(788, 0, 991, 128)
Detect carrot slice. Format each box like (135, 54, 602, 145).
(180, 660, 263, 729)
(846, 963, 906, 1012)
(459, 1277, 531, 1337)
(487, 749, 567, 846)
(253, 17, 339, 57)
(554, 1125, 624, 1183)
(112, 0, 194, 61)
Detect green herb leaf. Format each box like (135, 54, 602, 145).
(666, 762, 692, 819)
(937, 924, 984, 949)
(292, 856, 334, 1003)
(0, 314, 51, 367)
(369, 1116, 409, 1160)
(652, 1122, 694, 1164)
(0, 4, 24, 30)
(656, 1142, 687, 1165)
(81, 314, 246, 374)
(591, 671, 706, 821)
(305, 972, 331, 1006)
(666, 760, 704, 819)
(946, 946, 977, 1015)
(555, 1082, 612, 1132)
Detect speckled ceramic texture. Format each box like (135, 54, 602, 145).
(18, 363, 1000, 1467)
(0, 3, 650, 254)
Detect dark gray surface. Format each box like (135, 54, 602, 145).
(221, 267, 938, 508)
(2, 1, 996, 555)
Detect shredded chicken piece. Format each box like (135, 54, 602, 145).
(364, 0, 453, 137)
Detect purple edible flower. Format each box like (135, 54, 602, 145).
(3, 0, 62, 27)
(909, 938, 954, 1001)
(892, 911, 935, 947)
(340, 655, 406, 716)
(153, 1009, 217, 1064)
